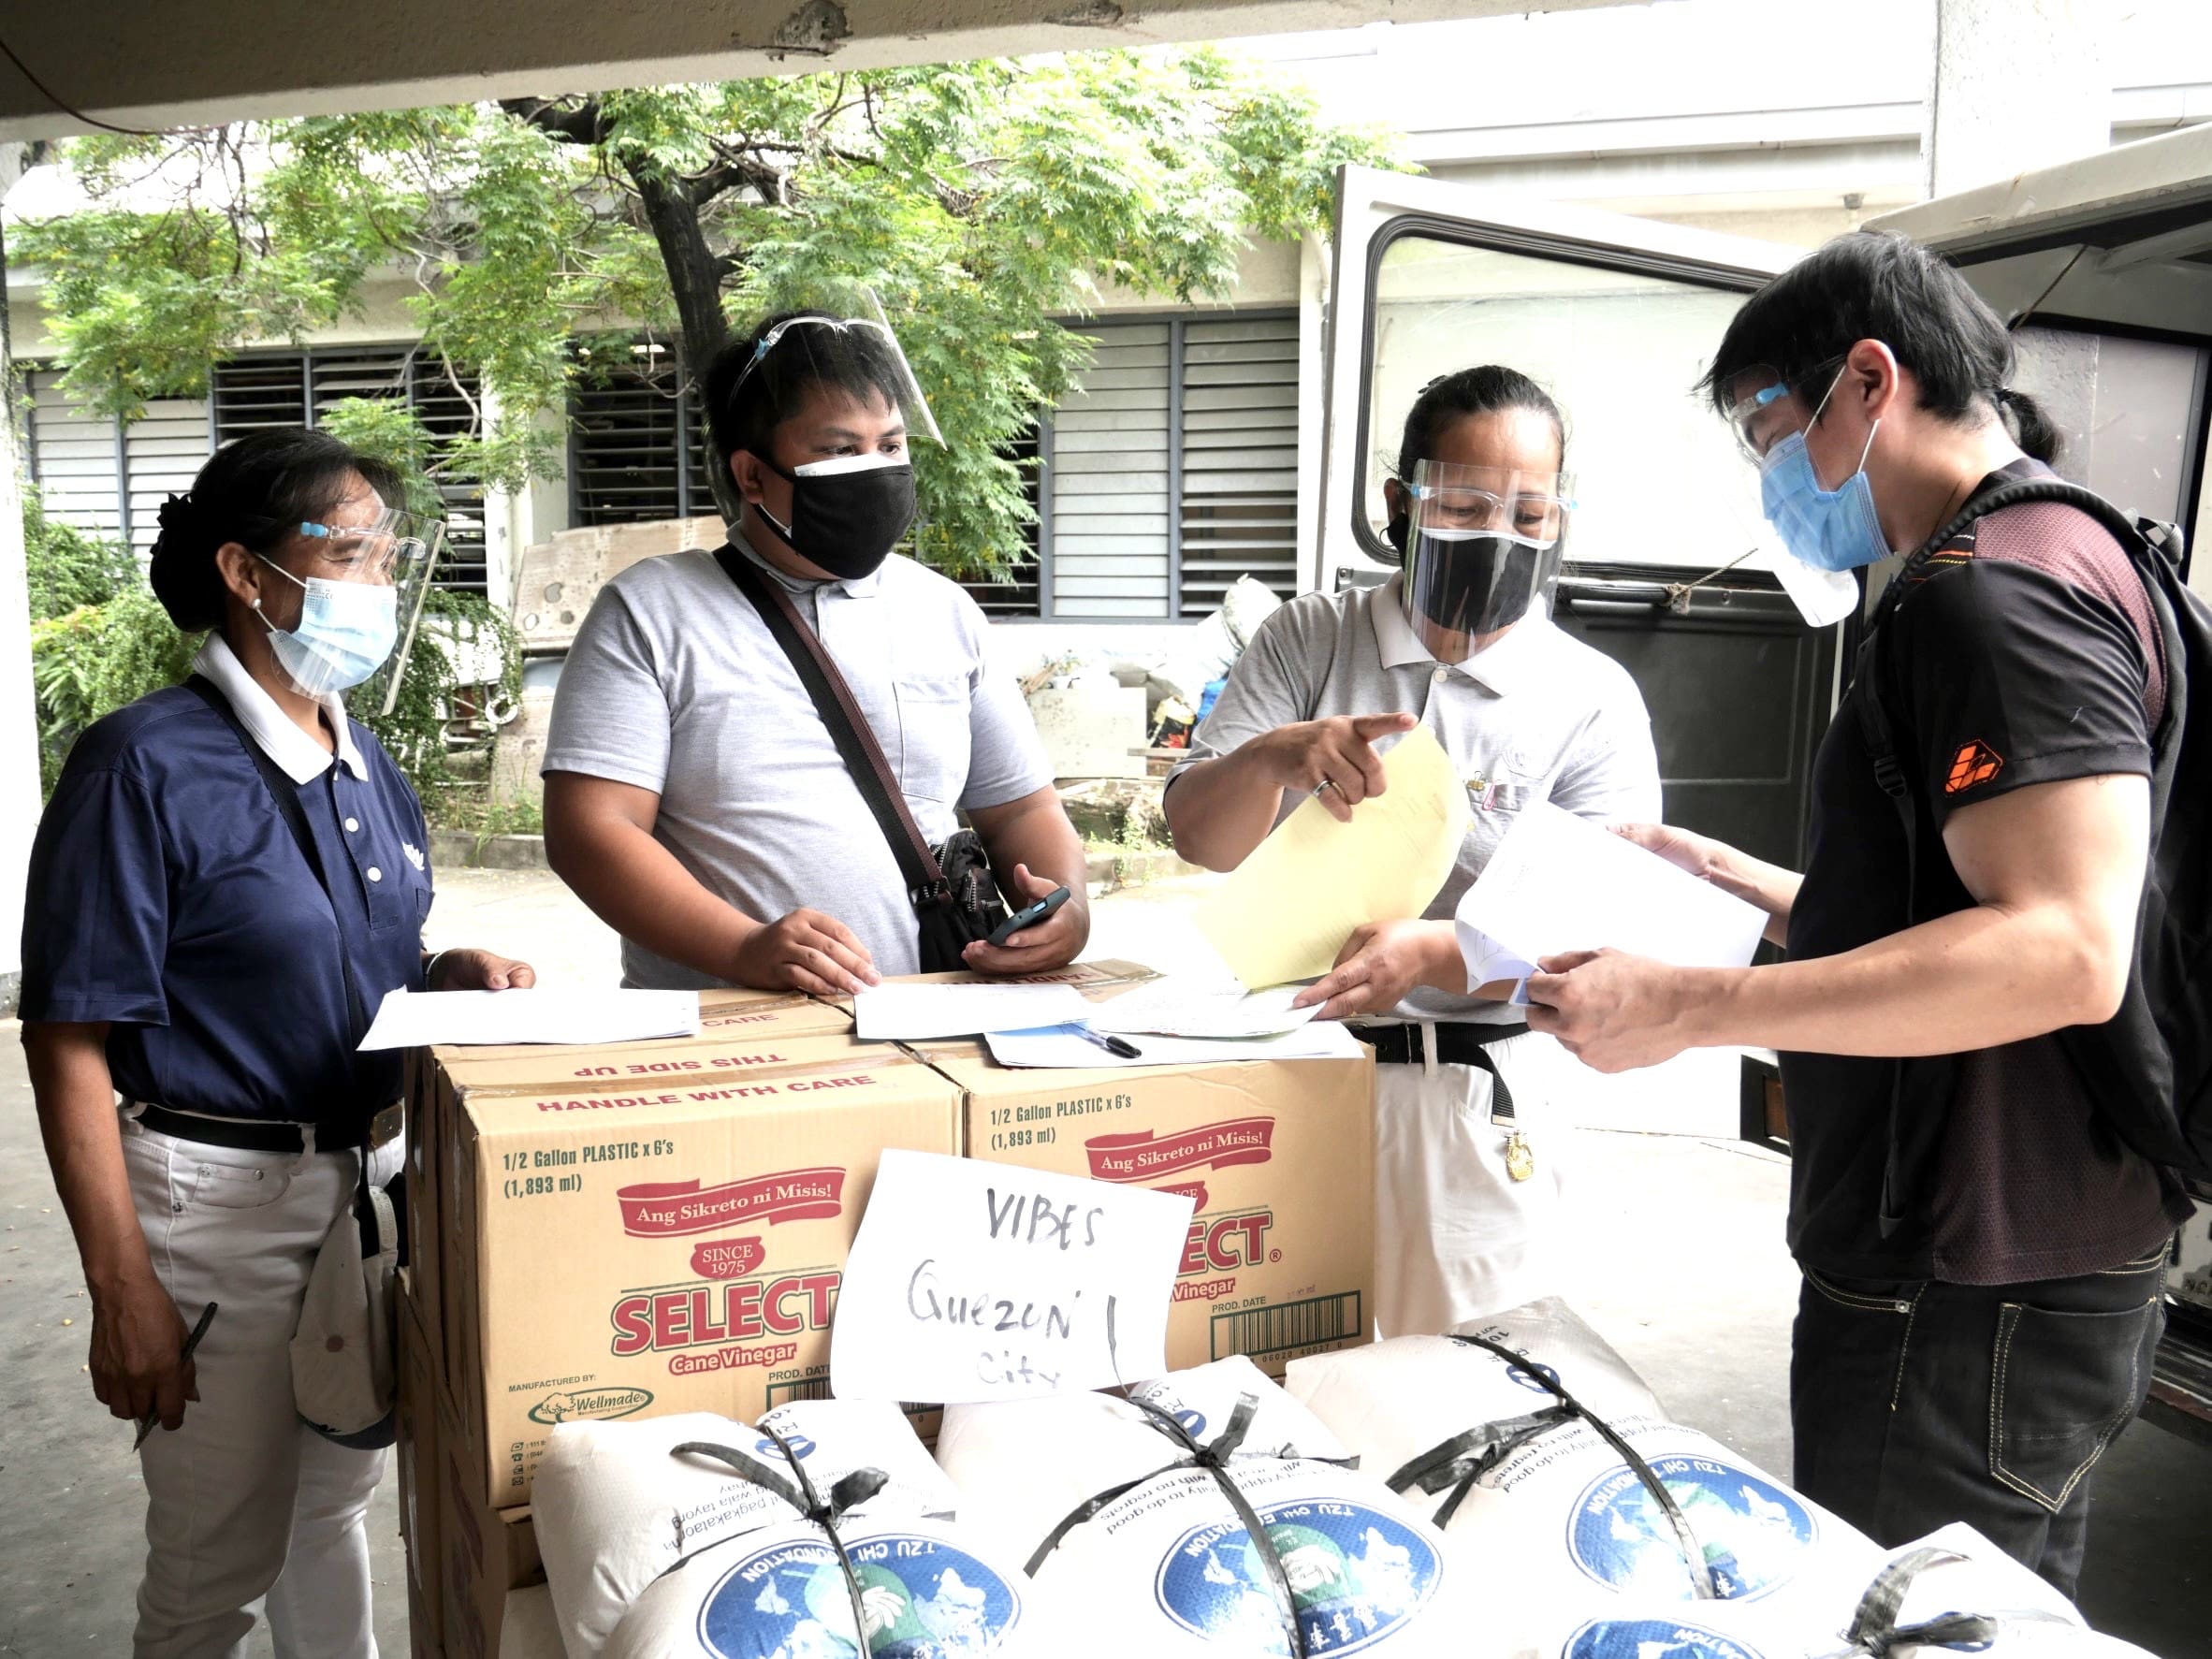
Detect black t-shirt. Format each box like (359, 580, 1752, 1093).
(1780, 462, 2188, 1282)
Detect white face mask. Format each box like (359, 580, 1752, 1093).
(255, 557, 400, 696)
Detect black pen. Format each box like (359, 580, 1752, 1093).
(1075, 1026, 1142, 1060)
(134, 1301, 218, 1452)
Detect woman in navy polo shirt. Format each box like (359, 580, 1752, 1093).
(22, 429, 533, 1658)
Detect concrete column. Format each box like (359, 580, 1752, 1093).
(1927, 0, 2115, 197)
(1, 140, 36, 1013)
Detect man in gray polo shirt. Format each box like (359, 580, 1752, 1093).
(1167, 366, 1659, 1334)
(542, 310, 1089, 993)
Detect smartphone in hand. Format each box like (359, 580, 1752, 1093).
(986, 885, 1071, 947)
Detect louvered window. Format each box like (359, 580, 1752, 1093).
(568, 338, 715, 526)
(1035, 311, 1299, 620)
(1045, 321, 1174, 618)
(1176, 315, 1298, 616)
(957, 424, 1045, 618)
(211, 349, 491, 595)
(25, 369, 211, 559)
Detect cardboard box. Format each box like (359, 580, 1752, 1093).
(401, 1267, 544, 1659)
(403, 987, 854, 1374)
(437, 1480, 539, 1659)
(397, 1273, 444, 1659)
(916, 1041, 1375, 1379)
(442, 1034, 961, 1506)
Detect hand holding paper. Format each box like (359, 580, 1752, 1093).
(1454, 802, 1768, 993)
(1455, 803, 1770, 1072)
(1193, 725, 1472, 988)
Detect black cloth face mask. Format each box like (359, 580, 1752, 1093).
(752, 455, 917, 581)
(1403, 527, 1551, 640)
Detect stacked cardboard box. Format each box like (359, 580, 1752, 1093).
(396, 966, 1378, 1653)
(411, 1006, 968, 1508)
(399, 1273, 546, 1659)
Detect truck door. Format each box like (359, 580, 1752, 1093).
(1870, 123, 2212, 580)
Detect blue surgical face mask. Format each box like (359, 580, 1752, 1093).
(255, 556, 399, 696)
(1758, 372, 1889, 573)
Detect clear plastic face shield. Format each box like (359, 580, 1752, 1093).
(732, 286, 942, 463)
(1398, 460, 1572, 662)
(255, 506, 444, 715)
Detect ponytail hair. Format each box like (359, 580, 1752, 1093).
(1995, 386, 2061, 466)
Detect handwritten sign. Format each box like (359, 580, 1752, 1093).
(831, 1149, 1195, 1403)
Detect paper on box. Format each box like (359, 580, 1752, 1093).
(442, 1034, 960, 1506)
(914, 1041, 1375, 1379)
(809, 957, 1158, 1016)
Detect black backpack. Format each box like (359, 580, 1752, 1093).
(1854, 478, 2212, 1236)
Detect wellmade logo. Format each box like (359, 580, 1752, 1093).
(528, 1387, 654, 1427)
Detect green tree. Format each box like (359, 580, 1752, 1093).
(17, 55, 1402, 578)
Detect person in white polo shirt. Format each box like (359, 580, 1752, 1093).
(544, 309, 1090, 993)
(1165, 365, 1661, 1334)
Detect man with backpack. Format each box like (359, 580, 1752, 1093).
(1521, 230, 2203, 1597)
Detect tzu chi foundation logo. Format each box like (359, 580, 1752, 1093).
(696, 1533, 1022, 1657)
(1567, 1455, 1814, 1601)
(1155, 1501, 1440, 1653)
(1564, 1619, 1766, 1659)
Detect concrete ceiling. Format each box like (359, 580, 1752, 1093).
(0, 0, 1630, 141)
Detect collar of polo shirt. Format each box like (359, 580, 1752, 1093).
(728, 525, 888, 599)
(194, 632, 371, 784)
(1368, 573, 1549, 697)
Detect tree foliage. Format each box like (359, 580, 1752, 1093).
(22, 483, 138, 620)
(18, 54, 1403, 577)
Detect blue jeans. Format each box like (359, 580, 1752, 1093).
(1789, 1244, 2168, 1600)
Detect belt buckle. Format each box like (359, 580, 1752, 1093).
(369, 1103, 404, 1150)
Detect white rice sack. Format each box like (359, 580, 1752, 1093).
(1447, 1413, 1886, 1645)
(603, 1514, 1059, 1658)
(1286, 1298, 1662, 1494)
(1537, 1524, 2155, 1659)
(937, 1356, 1473, 1654)
(535, 1398, 958, 1657)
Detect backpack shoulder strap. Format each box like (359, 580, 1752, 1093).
(712, 546, 949, 905)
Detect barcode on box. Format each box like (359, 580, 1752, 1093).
(1210, 1291, 1363, 1363)
(764, 1376, 938, 1430)
(765, 1376, 835, 1407)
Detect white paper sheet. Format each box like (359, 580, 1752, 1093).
(1085, 978, 1322, 1039)
(851, 981, 1095, 1041)
(982, 1019, 1366, 1070)
(357, 987, 702, 1051)
(831, 1149, 1193, 1403)
(1455, 801, 1769, 996)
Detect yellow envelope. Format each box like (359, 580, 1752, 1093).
(1193, 725, 1474, 988)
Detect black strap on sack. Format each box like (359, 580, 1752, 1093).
(714, 546, 953, 911)
(1838, 1546, 2073, 1655)
(1023, 1390, 1346, 1659)
(674, 1431, 890, 1648)
(1383, 1332, 1719, 1601)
